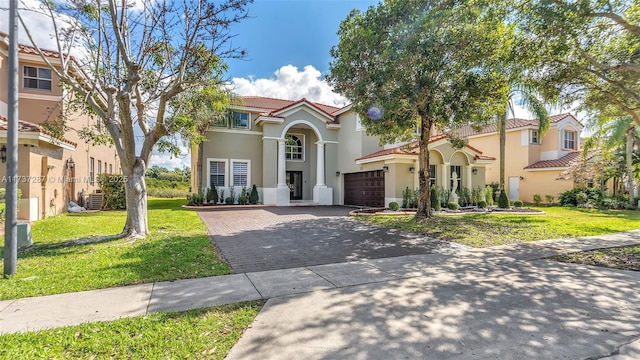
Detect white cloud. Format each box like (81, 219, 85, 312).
(1, 0, 67, 49)
(231, 65, 349, 107)
(150, 145, 190, 170)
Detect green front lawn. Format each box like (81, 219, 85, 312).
(361, 207, 640, 248)
(0, 301, 262, 360)
(0, 198, 231, 300)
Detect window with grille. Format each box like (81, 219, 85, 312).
(285, 134, 304, 160)
(429, 165, 436, 187)
(230, 112, 249, 129)
(89, 157, 95, 185)
(531, 130, 540, 144)
(209, 161, 226, 187)
(232, 161, 248, 187)
(23, 66, 52, 90)
(563, 130, 576, 150)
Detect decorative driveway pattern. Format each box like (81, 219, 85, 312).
(198, 206, 470, 273)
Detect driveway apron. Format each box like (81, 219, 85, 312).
(198, 206, 469, 273)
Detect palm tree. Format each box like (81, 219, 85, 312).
(498, 88, 550, 189)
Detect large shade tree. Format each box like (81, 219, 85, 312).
(328, 0, 510, 218)
(20, 0, 252, 238)
(519, 1, 640, 125)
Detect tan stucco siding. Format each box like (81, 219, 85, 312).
(468, 131, 530, 186)
(520, 170, 572, 203)
(201, 131, 263, 189)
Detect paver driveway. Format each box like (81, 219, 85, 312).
(198, 206, 469, 273)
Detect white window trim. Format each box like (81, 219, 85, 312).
(285, 133, 305, 162)
(530, 130, 541, 145)
(230, 159, 251, 187)
(206, 158, 229, 189)
(23, 65, 52, 91)
(562, 129, 577, 150)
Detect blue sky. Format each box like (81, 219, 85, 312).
(226, 0, 379, 80)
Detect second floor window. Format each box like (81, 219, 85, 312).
(23, 66, 52, 91)
(230, 112, 249, 129)
(285, 134, 304, 160)
(530, 130, 540, 144)
(563, 130, 576, 150)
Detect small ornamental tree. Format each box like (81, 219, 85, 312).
(249, 185, 259, 204)
(498, 189, 510, 209)
(329, 0, 510, 218)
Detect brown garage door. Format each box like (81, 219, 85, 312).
(344, 170, 385, 207)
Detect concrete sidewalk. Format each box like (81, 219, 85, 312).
(2, 231, 640, 359)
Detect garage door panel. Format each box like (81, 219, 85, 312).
(344, 170, 385, 207)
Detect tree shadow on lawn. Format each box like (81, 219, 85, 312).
(228, 256, 640, 359)
(5, 234, 229, 296)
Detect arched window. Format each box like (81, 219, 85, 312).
(285, 134, 304, 160)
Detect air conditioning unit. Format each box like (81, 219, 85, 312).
(87, 193, 103, 210)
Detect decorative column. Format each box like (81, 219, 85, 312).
(276, 138, 290, 206)
(442, 163, 450, 189)
(277, 139, 287, 187)
(316, 141, 326, 187)
(466, 166, 473, 191)
(313, 141, 333, 205)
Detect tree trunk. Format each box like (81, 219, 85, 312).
(122, 158, 149, 238)
(416, 116, 434, 219)
(626, 125, 635, 206)
(499, 112, 506, 190)
(190, 142, 200, 194)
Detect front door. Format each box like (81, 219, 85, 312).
(508, 176, 520, 201)
(287, 171, 303, 200)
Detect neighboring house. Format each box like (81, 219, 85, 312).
(198, 96, 495, 207)
(454, 113, 585, 202)
(0, 32, 120, 220)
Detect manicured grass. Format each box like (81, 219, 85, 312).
(0, 301, 262, 360)
(360, 207, 640, 248)
(0, 198, 231, 300)
(551, 245, 640, 271)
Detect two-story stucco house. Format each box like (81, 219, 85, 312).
(0, 32, 120, 220)
(455, 113, 585, 202)
(197, 96, 496, 207)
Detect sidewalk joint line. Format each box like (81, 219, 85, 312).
(244, 273, 264, 299)
(145, 282, 155, 315)
(305, 267, 338, 288)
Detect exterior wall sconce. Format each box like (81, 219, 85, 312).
(472, 167, 478, 175)
(409, 166, 415, 174)
(519, 176, 524, 180)
(382, 165, 389, 172)
(66, 158, 75, 169)
(335, 171, 341, 176)
(0, 145, 6, 163)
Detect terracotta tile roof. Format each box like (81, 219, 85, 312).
(0, 31, 73, 60)
(524, 151, 580, 169)
(355, 144, 418, 161)
(234, 96, 347, 122)
(452, 113, 578, 138)
(236, 96, 344, 113)
(0, 115, 77, 147)
(356, 134, 495, 161)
